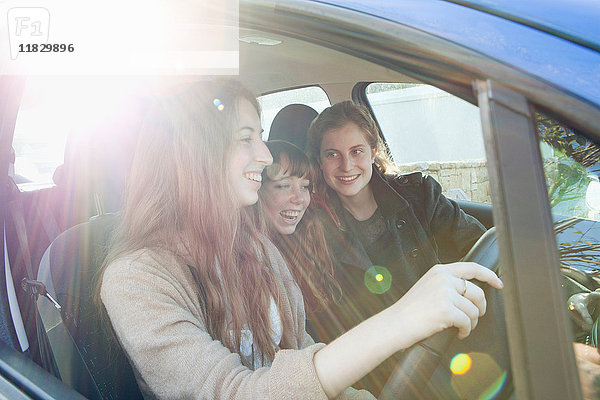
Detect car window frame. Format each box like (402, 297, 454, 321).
(476, 80, 582, 399)
(0, 77, 88, 398)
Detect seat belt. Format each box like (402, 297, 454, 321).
(7, 178, 62, 379)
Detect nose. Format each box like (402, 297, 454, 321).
(255, 140, 273, 166)
(341, 154, 353, 171)
(290, 186, 304, 204)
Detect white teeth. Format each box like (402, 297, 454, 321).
(281, 211, 300, 219)
(244, 172, 262, 182)
(339, 175, 358, 181)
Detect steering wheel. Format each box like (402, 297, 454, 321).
(379, 227, 512, 399)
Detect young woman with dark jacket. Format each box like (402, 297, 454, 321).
(306, 100, 488, 392)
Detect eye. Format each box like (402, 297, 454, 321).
(352, 148, 364, 155)
(325, 151, 339, 159)
(274, 184, 290, 189)
(301, 184, 311, 191)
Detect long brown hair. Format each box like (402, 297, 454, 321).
(306, 100, 396, 202)
(97, 79, 294, 364)
(258, 140, 341, 311)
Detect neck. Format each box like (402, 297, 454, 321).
(339, 184, 377, 221)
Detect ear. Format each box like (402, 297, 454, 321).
(371, 146, 377, 163)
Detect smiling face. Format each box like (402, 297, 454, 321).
(261, 153, 311, 235)
(320, 122, 376, 202)
(228, 97, 273, 208)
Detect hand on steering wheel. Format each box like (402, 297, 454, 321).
(390, 262, 503, 347)
(380, 227, 505, 400)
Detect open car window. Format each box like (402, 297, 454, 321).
(365, 82, 489, 204)
(359, 80, 512, 399)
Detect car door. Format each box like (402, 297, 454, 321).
(0, 78, 86, 398)
(1, 1, 598, 398)
(241, 0, 600, 398)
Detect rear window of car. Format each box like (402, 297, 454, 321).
(258, 86, 330, 139)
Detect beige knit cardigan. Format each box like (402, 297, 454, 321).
(101, 241, 374, 400)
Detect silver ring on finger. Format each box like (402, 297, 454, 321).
(460, 279, 467, 296)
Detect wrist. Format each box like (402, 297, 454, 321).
(376, 300, 422, 353)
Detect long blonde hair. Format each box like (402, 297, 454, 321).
(97, 79, 294, 364)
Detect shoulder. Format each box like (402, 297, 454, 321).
(101, 248, 196, 309)
(385, 171, 441, 189)
(103, 248, 186, 285)
(382, 171, 442, 198)
(387, 171, 424, 186)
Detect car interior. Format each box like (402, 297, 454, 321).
(1, 3, 599, 399)
(1, 23, 508, 399)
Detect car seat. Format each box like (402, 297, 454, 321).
(34, 98, 146, 399)
(268, 104, 318, 151)
(37, 214, 143, 399)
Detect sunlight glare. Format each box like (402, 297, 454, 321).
(14, 77, 147, 185)
(449, 352, 507, 400)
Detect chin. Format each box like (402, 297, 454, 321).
(239, 194, 259, 207)
(276, 225, 297, 236)
(337, 187, 361, 198)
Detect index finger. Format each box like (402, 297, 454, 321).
(447, 262, 504, 289)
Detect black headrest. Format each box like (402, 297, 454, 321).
(268, 104, 318, 151)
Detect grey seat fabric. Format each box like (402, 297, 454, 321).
(37, 214, 143, 400)
(268, 104, 318, 151)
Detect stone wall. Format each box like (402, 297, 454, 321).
(395, 159, 491, 204)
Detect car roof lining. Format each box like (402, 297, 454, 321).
(239, 0, 600, 141)
(238, 27, 418, 100)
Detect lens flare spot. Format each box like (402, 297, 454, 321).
(449, 352, 507, 400)
(450, 353, 472, 375)
(213, 98, 224, 111)
(364, 266, 392, 294)
(479, 371, 508, 400)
